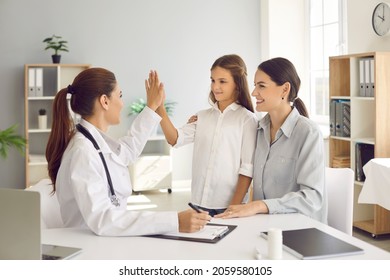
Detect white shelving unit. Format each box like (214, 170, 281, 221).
(128, 135, 172, 193)
(24, 64, 90, 187)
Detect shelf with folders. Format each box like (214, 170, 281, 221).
(24, 64, 91, 187)
(329, 52, 390, 236)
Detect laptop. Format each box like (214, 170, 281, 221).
(0, 188, 82, 260)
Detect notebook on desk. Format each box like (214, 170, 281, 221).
(0, 188, 81, 260)
(261, 227, 364, 259)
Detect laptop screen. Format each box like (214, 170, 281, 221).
(0, 188, 81, 260)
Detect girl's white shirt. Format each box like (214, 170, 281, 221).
(56, 107, 178, 236)
(175, 102, 258, 209)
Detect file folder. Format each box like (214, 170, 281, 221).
(28, 68, 36, 97)
(359, 58, 365, 97)
(369, 58, 375, 97)
(364, 59, 370, 97)
(355, 143, 374, 182)
(329, 100, 336, 136)
(335, 100, 350, 137)
(35, 68, 43, 97)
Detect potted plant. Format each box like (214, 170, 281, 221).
(0, 124, 26, 159)
(38, 108, 47, 130)
(128, 98, 177, 116)
(43, 34, 69, 64)
(128, 98, 176, 135)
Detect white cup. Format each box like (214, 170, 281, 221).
(267, 228, 283, 260)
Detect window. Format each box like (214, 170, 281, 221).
(308, 0, 346, 123)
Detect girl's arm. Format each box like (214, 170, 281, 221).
(229, 175, 252, 205)
(156, 105, 179, 146)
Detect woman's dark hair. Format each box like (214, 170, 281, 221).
(209, 54, 254, 113)
(258, 57, 309, 118)
(46, 67, 117, 191)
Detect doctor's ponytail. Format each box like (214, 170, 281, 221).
(46, 88, 75, 192)
(46, 68, 117, 192)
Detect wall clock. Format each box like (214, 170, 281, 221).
(372, 2, 390, 36)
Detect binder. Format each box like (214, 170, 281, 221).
(28, 68, 36, 97)
(329, 100, 336, 136)
(355, 143, 374, 181)
(369, 57, 375, 97)
(335, 100, 350, 137)
(342, 102, 351, 137)
(364, 58, 370, 97)
(147, 223, 237, 243)
(35, 68, 43, 97)
(359, 58, 365, 97)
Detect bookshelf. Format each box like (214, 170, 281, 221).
(24, 64, 90, 187)
(329, 52, 390, 237)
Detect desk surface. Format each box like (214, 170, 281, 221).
(42, 213, 390, 260)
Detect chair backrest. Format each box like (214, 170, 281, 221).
(325, 167, 354, 235)
(26, 179, 63, 229)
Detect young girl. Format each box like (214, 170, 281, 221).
(148, 54, 258, 216)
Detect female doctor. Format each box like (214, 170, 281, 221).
(46, 67, 210, 236)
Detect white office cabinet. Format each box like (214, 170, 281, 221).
(329, 52, 390, 236)
(24, 64, 90, 187)
(129, 135, 172, 193)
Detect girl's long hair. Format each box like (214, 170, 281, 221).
(209, 54, 254, 112)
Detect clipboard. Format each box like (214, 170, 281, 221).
(147, 223, 237, 244)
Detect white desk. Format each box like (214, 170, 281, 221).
(42, 213, 390, 260)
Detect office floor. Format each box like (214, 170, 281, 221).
(127, 183, 390, 253)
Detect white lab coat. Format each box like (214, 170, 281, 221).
(56, 107, 178, 236)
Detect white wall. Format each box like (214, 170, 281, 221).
(260, 0, 308, 106)
(0, 0, 261, 188)
(347, 0, 390, 53)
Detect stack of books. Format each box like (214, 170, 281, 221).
(332, 155, 350, 168)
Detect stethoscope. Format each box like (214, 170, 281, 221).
(76, 124, 120, 207)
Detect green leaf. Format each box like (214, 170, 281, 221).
(43, 34, 69, 54)
(127, 98, 177, 116)
(0, 124, 27, 159)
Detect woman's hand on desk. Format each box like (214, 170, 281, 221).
(178, 209, 211, 233)
(215, 201, 269, 218)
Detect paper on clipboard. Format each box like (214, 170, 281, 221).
(164, 225, 229, 240)
(147, 223, 237, 243)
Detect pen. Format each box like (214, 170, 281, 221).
(188, 202, 202, 213)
